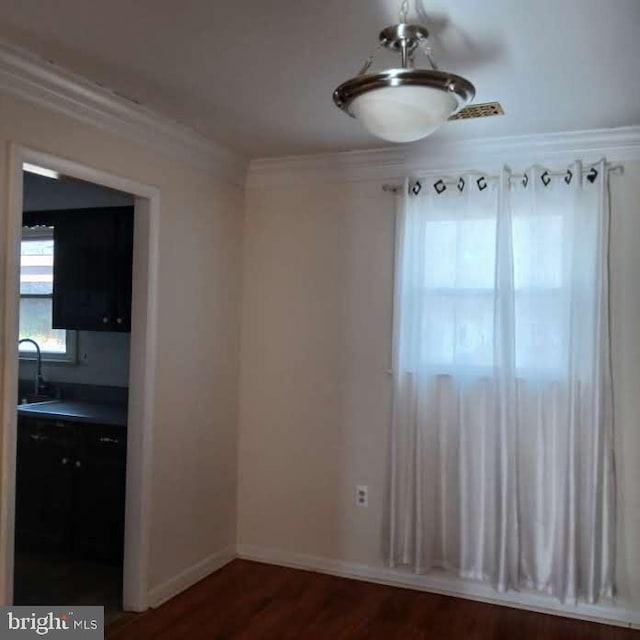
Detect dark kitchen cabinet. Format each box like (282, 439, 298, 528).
(15, 419, 75, 552)
(73, 426, 127, 561)
(50, 206, 134, 332)
(15, 417, 127, 562)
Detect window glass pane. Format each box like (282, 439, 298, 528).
(512, 214, 564, 290)
(515, 291, 564, 372)
(20, 237, 54, 295)
(19, 298, 66, 354)
(424, 218, 496, 289)
(452, 294, 495, 366)
(424, 220, 457, 288)
(422, 293, 494, 369)
(416, 194, 567, 375)
(456, 218, 496, 289)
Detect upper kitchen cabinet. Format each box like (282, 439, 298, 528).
(24, 206, 134, 332)
(53, 207, 133, 332)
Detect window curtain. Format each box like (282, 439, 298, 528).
(389, 161, 614, 604)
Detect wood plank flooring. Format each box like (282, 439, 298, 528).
(108, 559, 640, 640)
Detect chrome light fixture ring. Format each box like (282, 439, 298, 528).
(333, 68, 476, 118)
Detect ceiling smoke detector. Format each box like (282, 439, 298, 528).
(333, 1, 482, 143)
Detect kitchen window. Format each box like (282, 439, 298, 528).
(19, 228, 76, 362)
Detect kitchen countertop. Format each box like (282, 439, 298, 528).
(17, 400, 128, 427)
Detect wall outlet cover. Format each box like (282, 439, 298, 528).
(356, 485, 368, 507)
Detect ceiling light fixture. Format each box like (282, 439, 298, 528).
(333, 0, 475, 143)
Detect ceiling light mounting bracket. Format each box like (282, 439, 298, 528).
(379, 23, 429, 65)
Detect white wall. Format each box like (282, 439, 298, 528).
(237, 161, 640, 619)
(608, 162, 640, 612)
(238, 180, 394, 564)
(0, 92, 244, 597)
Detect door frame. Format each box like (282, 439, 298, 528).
(0, 144, 160, 611)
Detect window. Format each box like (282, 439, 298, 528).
(395, 176, 577, 379)
(19, 228, 76, 362)
(420, 213, 565, 375)
(421, 214, 497, 371)
(511, 210, 565, 374)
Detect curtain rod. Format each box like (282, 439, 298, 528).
(382, 163, 624, 193)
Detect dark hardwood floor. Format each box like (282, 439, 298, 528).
(14, 550, 124, 626)
(108, 559, 640, 640)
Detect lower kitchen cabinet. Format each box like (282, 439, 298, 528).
(73, 425, 127, 561)
(15, 419, 75, 553)
(15, 417, 127, 563)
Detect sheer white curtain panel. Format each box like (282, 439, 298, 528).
(389, 161, 614, 604)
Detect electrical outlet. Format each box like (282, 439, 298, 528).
(356, 485, 368, 507)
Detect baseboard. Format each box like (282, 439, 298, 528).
(236, 544, 640, 630)
(148, 545, 236, 608)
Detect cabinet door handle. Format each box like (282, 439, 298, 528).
(102, 316, 110, 324)
(74, 460, 82, 469)
(29, 434, 48, 441)
(116, 317, 123, 325)
(61, 457, 70, 465)
(99, 436, 120, 444)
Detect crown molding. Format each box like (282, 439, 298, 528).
(247, 126, 640, 189)
(1, 37, 635, 191)
(0, 40, 248, 186)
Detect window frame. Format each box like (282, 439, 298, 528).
(19, 226, 77, 364)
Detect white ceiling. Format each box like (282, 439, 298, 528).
(0, 0, 638, 158)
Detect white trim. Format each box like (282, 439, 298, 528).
(0, 146, 160, 612)
(236, 545, 640, 630)
(0, 40, 248, 185)
(247, 126, 640, 188)
(148, 545, 236, 608)
(0, 144, 25, 612)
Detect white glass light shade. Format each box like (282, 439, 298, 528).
(351, 85, 458, 143)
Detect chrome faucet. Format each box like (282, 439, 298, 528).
(18, 338, 45, 395)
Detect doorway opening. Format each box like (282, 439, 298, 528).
(0, 147, 160, 619)
(16, 169, 134, 622)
